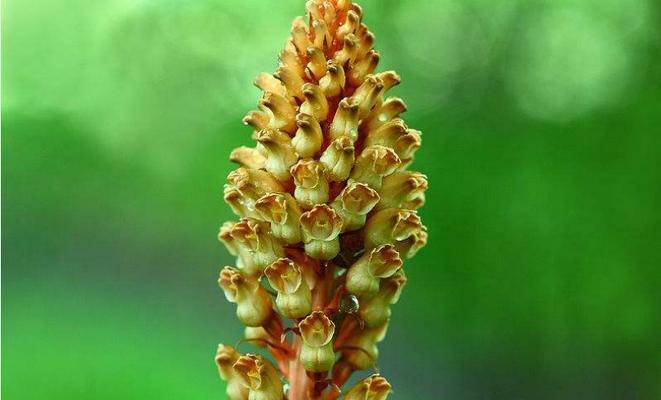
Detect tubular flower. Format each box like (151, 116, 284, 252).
(233, 354, 284, 400)
(215, 344, 250, 400)
(215, 1, 428, 398)
(299, 311, 336, 373)
(265, 258, 312, 319)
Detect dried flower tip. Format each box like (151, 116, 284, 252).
(363, 97, 408, 132)
(319, 60, 346, 97)
(216, 344, 250, 400)
(292, 113, 323, 158)
(300, 84, 329, 121)
(350, 145, 401, 190)
(255, 72, 286, 97)
(260, 92, 297, 133)
(320, 136, 355, 182)
(255, 193, 302, 244)
(219, 267, 273, 326)
(256, 128, 298, 181)
(265, 258, 312, 318)
(348, 50, 380, 86)
(230, 218, 285, 271)
(233, 354, 284, 400)
(243, 110, 270, 132)
(346, 244, 402, 297)
(300, 204, 343, 260)
(335, 33, 359, 66)
(364, 208, 423, 250)
(359, 269, 407, 328)
(299, 311, 336, 372)
(337, 9, 360, 42)
(306, 47, 327, 81)
(229, 146, 266, 170)
(330, 98, 360, 142)
(290, 16, 312, 55)
(274, 65, 305, 100)
(352, 74, 385, 118)
(344, 374, 392, 400)
(377, 171, 428, 210)
(332, 182, 380, 232)
(291, 160, 330, 207)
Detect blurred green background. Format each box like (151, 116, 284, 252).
(3, 0, 660, 398)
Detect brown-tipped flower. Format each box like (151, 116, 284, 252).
(349, 50, 380, 86)
(344, 374, 392, 400)
(319, 60, 346, 97)
(290, 16, 312, 55)
(226, 168, 284, 218)
(306, 47, 327, 81)
(243, 110, 270, 132)
(215, 344, 250, 400)
(336, 9, 361, 43)
(299, 311, 336, 372)
(260, 92, 297, 133)
(255, 193, 302, 244)
(274, 65, 305, 101)
(219, 221, 258, 275)
(233, 354, 284, 400)
(331, 182, 380, 232)
(300, 83, 329, 121)
(395, 226, 428, 259)
(320, 136, 355, 182)
(218, 267, 273, 327)
(377, 171, 428, 210)
(291, 160, 329, 207)
(339, 321, 388, 371)
(300, 204, 343, 260)
(230, 146, 266, 170)
(330, 98, 360, 142)
(346, 244, 402, 297)
(351, 74, 385, 118)
(364, 97, 408, 132)
(255, 72, 286, 97)
(374, 71, 401, 93)
(360, 269, 407, 328)
(265, 258, 312, 319)
(365, 119, 421, 168)
(256, 128, 298, 181)
(364, 208, 423, 251)
(334, 33, 359, 67)
(350, 145, 401, 190)
(230, 218, 285, 272)
(292, 113, 323, 158)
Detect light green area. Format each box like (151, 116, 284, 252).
(3, 0, 660, 398)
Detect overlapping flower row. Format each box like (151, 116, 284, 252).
(215, 1, 428, 399)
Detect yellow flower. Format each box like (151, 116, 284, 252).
(344, 374, 392, 400)
(300, 204, 343, 260)
(215, 344, 250, 400)
(264, 258, 312, 319)
(346, 245, 402, 297)
(298, 311, 336, 372)
(218, 267, 272, 327)
(233, 354, 284, 400)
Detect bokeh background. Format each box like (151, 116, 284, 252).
(3, 0, 660, 398)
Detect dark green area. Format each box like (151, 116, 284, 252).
(3, 0, 660, 398)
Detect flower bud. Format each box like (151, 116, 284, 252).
(279, 47, 304, 77)
(260, 93, 297, 133)
(230, 146, 266, 170)
(219, 221, 258, 276)
(312, 19, 331, 49)
(320, 136, 355, 182)
(244, 326, 269, 348)
(300, 205, 343, 260)
(292, 113, 323, 158)
(377, 171, 428, 210)
(290, 16, 311, 55)
(219, 267, 273, 327)
(215, 344, 250, 400)
(291, 160, 329, 207)
(355, 31, 375, 61)
(330, 98, 360, 142)
(344, 374, 392, 400)
(332, 182, 380, 232)
(254, 72, 286, 97)
(395, 227, 428, 259)
(300, 83, 329, 121)
(274, 65, 305, 101)
(336, 9, 360, 42)
(348, 50, 380, 86)
(225, 168, 284, 219)
(243, 110, 270, 132)
(255, 193, 302, 244)
(230, 218, 285, 271)
(233, 354, 284, 400)
(359, 270, 407, 328)
(363, 97, 407, 132)
(350, 145, 401, 190)
(265, 258, 312, 319)
(364, 208, 423, 251)
(351, 74, 384, 118)
(299, 311, 336, 372)
(374, 71, 401, 93)
(305, 47, 327, 81)
(255, 129, 297, 181)
(319, 60, 346, 98)
(339, 322, 388, 370)
(334, 33, 358, 66)
(346, 245, 402, 297)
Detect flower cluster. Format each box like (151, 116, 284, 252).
(216, 1, 427, 399)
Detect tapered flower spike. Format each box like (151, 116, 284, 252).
(216, 1, 428, 398)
